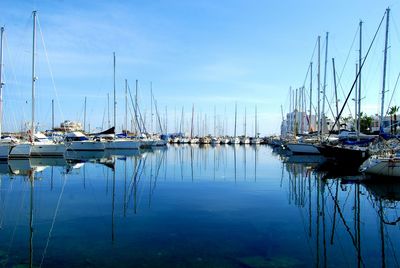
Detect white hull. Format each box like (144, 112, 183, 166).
(250, 138, 261, 144)
(230, 138, 240, 144)
(286, 143, 320, 154)
(104, 139, 140, 150)
(9, 143, 32, 159)
(361, 157, 400, 177)
(67, 141, 105, 151)
(239, 138, 250, 144)
(30, 143, 66, 157)
(152, 139, 167, 146)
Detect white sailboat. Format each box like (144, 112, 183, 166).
(104, 55, 140, 150)
(240, 107, 250, 144)
(230, 102, 240, 144)
(359, 9, 397, 177)
(249, 105, 261, 144)
(64, 131, 105, 151)
(9, 11, 65, 159)
(0, 27, 14, 159)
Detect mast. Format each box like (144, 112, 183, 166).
(31, 11, 37, 142)
(234, 102, 237, 138)
(150, 82, 153, 134)
(317, 35, 321, 135)
(107, 93, 110, 128)
(213, 105, 216, 137)
(322, 32, 329, 134)
(309, 62, 313, 132)
(332, 58, 339, 127)
(135, 80, 139, 134)
(113, 52, 116, 137)
(84, 96, 87, 132)
(51, 99, 54, 130)
(355, 64, 358, 133)
(125, 79, 128, 135)
(244, 107, 247, 137)
(380, 8, 389, 131)
(0, 27, 4, 139)
(357, 20, 362, 137)
(190, 104, 194, 138)
(255, 105, 257, 138)
(317, 36, 321, 135)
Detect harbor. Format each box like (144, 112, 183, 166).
(1, 1, 400, 267)
(0, 145, 398, 267)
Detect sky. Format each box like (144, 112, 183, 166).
(0, 0, 399, 135)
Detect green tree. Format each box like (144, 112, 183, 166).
(360, 113, 373, 134)
(389, 106, 399, 134)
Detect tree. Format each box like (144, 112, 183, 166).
(389, 106, 399, 134)
(360, 113, 373, 133)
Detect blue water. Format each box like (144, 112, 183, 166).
(0, 144, 398, 267)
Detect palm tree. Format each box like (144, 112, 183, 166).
(388, 106, 399, 134)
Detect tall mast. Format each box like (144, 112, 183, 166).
(191, 103, 194, 138)
(150, 82, 153, 134)
(84, 96, 87, 132)
(255, 105, 257, 137)
(234, 102, 237, 138)
(31, 11, 37, 142)
(51, 99, 54, 130)
(322, 32, 329, 134)
(309, 62, 312, 132)
(213, 105, 216, 137)
(135, 80, 138, 134)
(244, 107, 247, 137)
(332, 58, 339, 127)
(0, 27, 4, 139)
(107, 93, 110, 128)
(355, 64, 358, 133)
(380, 8, 390, 131)
(125, 79, 128, 135)
(357, 20, 362, 136)
(113, 52, 116, 137)
(317, 36, 321, 135)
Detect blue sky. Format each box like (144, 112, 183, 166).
(0, 0, 399, 135)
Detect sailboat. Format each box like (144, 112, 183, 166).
(230, 103, 240, 144)
(9, 11, 66, 159)
(240, 107, 250, 144)
(0, 27, 16, 159)
(103, 54, 140, 150)
(249, 105, 261, 144)
(322, 11, 389, 169)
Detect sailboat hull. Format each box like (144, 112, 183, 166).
(66, 141, 105, 151)
(104, 140, 140, 150)
(286, 143, 320, 154)
(361, 157, 400, 178)
(9, 144, 31, 159)
(31, 143, 66, 157)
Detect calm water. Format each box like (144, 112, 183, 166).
(0, 145, 398, 267)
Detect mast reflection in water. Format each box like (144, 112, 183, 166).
(0, 145, 398, 267)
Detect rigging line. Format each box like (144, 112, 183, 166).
(127, 83, 142, 133)
(326, 182, 362, 261)
(334, 68, 353, 118)
(339, 25, 359, 81)
(329, 10, 386, 136)
(134, 157, 148, 209)
(5, 178, 28, 267)
(3, 34, 27, 131)
(385, 71, 400, 115)
(302, 37, 319, 88)
(384, 222, 400, 268)
(39, 173, 67, 268)
(36, 17, 65, 123)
